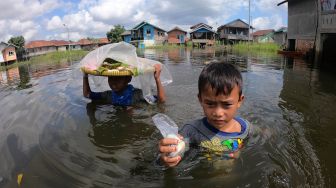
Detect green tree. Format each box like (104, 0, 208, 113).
(8, 36, 25, 60)
(106, 25, 125, 43)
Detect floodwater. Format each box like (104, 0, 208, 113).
(0, 48, 335, 188)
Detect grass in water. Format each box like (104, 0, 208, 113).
(144, 42, 194, 50)
(1, 50, 89, 71)
(232, 42, 280, 53)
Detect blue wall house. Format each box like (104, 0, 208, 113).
(121, 30, 132, 43)
(130, 21, 166, 48)
(190, 23, 216, 48)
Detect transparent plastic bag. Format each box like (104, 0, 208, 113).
(152, 113, 187, 157)
(79, 42, 172, 104)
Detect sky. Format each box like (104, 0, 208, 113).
(0, 0, 288, 43)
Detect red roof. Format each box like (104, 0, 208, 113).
(26, 38, 109, 48)
(252, 29, 274, 37)
(99, 38, 109, 44)
(77, 38, 109, 45)
(167, 27, 187, 33)
(25, 40, 70, 49)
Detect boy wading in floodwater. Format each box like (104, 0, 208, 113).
(159, 62, 250, 167)
(83, 64, 165, 106)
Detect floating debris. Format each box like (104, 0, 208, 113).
(17, 173, 23, 186)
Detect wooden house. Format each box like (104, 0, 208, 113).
(217, 19, 252, 44)
(121, 30, 132, 43)
(252, 29, 275, 43)
(130, 21, 166, 48)
(273, 27, 287, 47)
(167, 27, 187, 45)
(189, 23, 216, 47)
(278, 0, 336, 62)
(0, 42, 17, 64)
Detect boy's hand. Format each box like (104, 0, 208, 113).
(153, 64, 162, 80)
(158, 135, 183, 167)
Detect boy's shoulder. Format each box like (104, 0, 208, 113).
(179, 118, 206, 136)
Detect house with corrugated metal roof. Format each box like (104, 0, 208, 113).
(217, 19, 253, 44)
(25, 38, 109, 57)
(130, 21, 166, 48)
(189, 23, 216, 47)
(25, 40, 70, 57)
(252, 29, 275, 43)
(0, 42, 17, 64)
(121, 30, 132, 43)
(167, 27, 187, 45)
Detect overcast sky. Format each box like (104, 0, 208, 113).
(0, 0, 287, 42)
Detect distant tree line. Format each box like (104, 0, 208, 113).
(5, 25, 126, 61)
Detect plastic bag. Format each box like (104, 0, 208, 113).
(79, 42, 172, 104)
(152, 113, 186, 157)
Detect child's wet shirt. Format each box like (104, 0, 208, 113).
(180, 117, 249, 160)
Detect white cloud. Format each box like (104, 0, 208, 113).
(252, 14, 284, 30)
(9, 20, 35, 32)
(88, 0, 142, 22)
(0, 19, 39, 42)
(255, 0, 287, 13)
(47, 16, 63, 30)
(46, 10, 111, 40)
(23, 29, 39, 41)
(0, 0, 60, 21)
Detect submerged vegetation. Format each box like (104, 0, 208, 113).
(145, 42, 193, 49)
(232, 42, 280, 53)
(145, 42, 280, 55)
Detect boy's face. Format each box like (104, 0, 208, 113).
(108, 76, 131, 93)
(198, 84, 244, 130)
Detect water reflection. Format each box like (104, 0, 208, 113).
(0, 48, 335, 187)
(0, 62, 74, 91)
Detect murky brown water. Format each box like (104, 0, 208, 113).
(0, 48, 335, 187)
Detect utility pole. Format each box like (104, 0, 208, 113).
(63, 24, 70, 50)
(248, 0, 251, 43)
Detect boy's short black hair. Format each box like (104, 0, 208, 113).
(198, 62, 243, 97)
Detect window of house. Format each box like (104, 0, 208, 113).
(177, 35, 180, 39)
(158, 31, 160, 35)
(8, 51, 14, 56)
(147, 29, 151, 35)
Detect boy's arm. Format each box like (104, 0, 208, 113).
(83, 73, 91, 98)
(153, 64, 166, 103)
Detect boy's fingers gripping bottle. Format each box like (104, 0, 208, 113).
(166, 134, 186, 157)
(152, 113, 186, 158)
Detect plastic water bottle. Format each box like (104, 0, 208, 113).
(152, 113, 186, 157)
